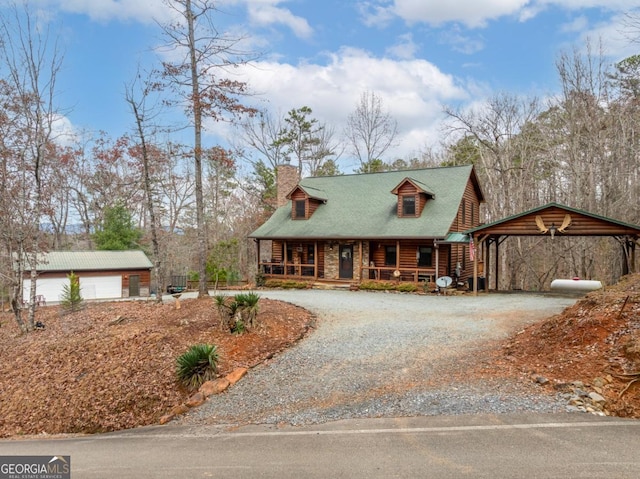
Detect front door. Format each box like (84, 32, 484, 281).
(339, 244, 353, 279)
(129, 274, 140, 297)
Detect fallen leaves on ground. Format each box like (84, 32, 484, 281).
(2, 274, 640, 439)
(485, 273, 640, 417)
(0, 297, 314, 438)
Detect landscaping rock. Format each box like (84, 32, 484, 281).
(170, 404, 189, 416)
(226, 368, 248, 385)
(534, 376, 549, 385)
(200, 378, 230, 397)
(159, 414, 174, 425)
(186, 392, 206, 408)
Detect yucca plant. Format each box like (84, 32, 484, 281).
(176, 344, 219, 390)
(213, 294, 230, 330)
(231, 317, 245, 335)
(235, 292, 260, 328)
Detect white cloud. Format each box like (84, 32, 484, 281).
(439, 28, 485, 54)
(51, 113, 80, 147)
(391, 0, 530, 28)
(29, 0, 170, 23)
(210, 47, 470, 164)
(560, 15, 590, 34)
(386, 33, 419, 59)
(358, 1, 396, 28)
(576, 13, 640, 61)
(373, 0, 640, 28)
(27, 0, 315, 38)
(245, 1, 313, 39)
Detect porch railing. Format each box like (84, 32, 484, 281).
(261, 262, 434, 284)
(260, 262, 317, 278)
(361, 267, 435, 283)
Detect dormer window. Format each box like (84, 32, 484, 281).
(294, 199, 306, 219)
(402, 195, 416, 216)
(287, 185, 327, 220)
(392, 178, 435, 218)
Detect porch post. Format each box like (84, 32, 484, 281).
(358, 241, 363, 281)
(284, 240, 288, 278)
(396, 240, 400, 273)
(434, 240, 440, 281)
(314, 241, 318, 280)
(256, 239, 261, 275)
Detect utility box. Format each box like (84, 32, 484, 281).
(468, 276, 485, 290)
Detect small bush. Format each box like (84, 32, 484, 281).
(213, 295, 231, 330)
(359, 281, 418, 293)
(359, 281, 395, 291)
(264, 279, 309, 289)
(176, 344, 219, 390)
(397, 283, 418, 293)
(60, 271, 84, 313)
(235, 292, 260, 328)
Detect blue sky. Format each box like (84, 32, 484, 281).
(6, 0, 640, 168)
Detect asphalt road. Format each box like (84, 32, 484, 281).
(2, 414, 640, 478)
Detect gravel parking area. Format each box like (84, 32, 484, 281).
(178, 290, 578, 427)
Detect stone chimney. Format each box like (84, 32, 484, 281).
(276, 159, 298, 208)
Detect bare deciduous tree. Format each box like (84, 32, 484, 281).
(0, 2, 64, 331)
(345, 91, 398, 173)
(125, 72, 165, 302)
(157, 0, 256, 297)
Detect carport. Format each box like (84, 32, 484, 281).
(465, 202, 640, 294)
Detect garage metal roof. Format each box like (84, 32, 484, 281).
(25, 250, 153, 272)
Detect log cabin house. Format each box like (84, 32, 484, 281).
(250, 163, 485, 286)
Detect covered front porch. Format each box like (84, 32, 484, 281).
(256, 238, 472, 286)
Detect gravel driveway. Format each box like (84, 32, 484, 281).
(178, 290, 578, 427)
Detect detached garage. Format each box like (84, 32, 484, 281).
(22, 250, 153, 303)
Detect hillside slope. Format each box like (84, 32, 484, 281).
(497, 274, 640, 417)
(0, 298, 313, 438)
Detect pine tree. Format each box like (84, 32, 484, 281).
(60, 271, 83, 312)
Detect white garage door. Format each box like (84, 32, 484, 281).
(80, 276, 122, 300)
(23, 277, 69, 303)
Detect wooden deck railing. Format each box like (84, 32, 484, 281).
(260, 262, 434, 284)
(360, 267, 434, 283)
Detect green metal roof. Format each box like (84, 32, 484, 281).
(26, 250, 153, 272)
(441, 232, 470, 243)
(289, 184, 328, 202)
(251, 165, 478, 240)
(464, 202, 640, 235)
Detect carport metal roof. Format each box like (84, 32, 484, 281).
(464, 202, 640, 294)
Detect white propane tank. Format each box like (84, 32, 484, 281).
(550, 278, 602, 292)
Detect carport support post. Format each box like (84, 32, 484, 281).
(484, 237, 491, 292)
(473, 235, 478, 296)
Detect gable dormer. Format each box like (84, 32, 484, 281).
(391, 178, 435, 218)
(286, 185, 328, 220)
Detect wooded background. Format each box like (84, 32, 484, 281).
(1, 2, 639, 321)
